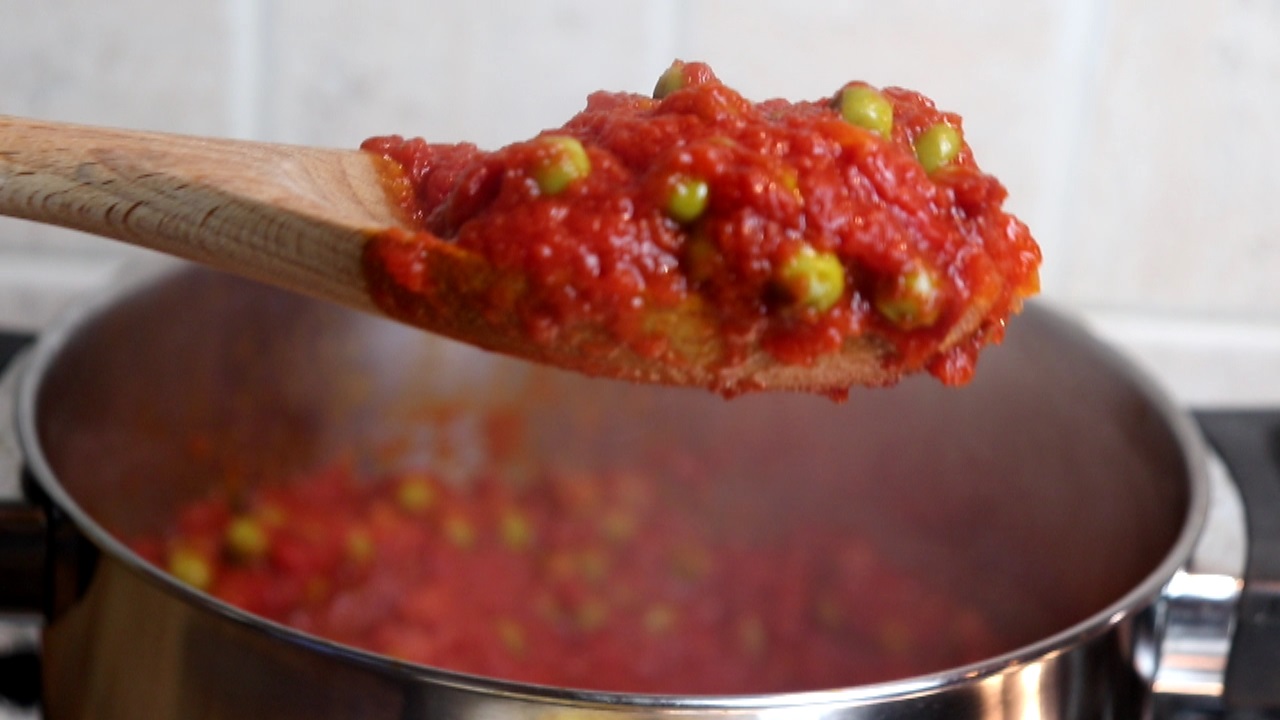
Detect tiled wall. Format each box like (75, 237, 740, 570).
(3, 0, 1278, 405)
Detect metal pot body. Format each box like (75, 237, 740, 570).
(13, 263, 1207, 719)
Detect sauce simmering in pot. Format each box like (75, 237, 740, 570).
(132, 460, 1001, 694)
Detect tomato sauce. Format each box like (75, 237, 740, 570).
(360, 61, 1040, 393)
(132, 462, 1002, 694)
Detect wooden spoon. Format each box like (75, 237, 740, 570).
(0, 115, 403, 317)
(0, 115, 993, 395)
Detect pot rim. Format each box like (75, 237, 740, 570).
(14, 260, 1211, 710)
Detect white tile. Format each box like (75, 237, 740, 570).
(0, 0, 236, 134)
(0, 254, 125, 331)
(0, 0, 239, 264)
(1064, 0, 1280, 316)
(264, 0, 680, 149)
(1084, 309, 1280, 408)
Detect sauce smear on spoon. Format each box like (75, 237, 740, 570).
(361, 61, 1041, 398)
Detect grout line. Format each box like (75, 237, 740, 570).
(1076, 299, 1280, 331)
(226, 0, 272, 139)
(1039, 0, 1111, 292)
(1083, 308, 1280, 351)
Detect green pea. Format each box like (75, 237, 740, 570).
(225, 516, 269, 560)
(914, 123, 961, 174)
(532, 135, 591, 195)
(666, 176, 709, 223)
(654, 61, 686, 99)
(778, 246, 846, 312)
(167, 548, 213, 590)
(875, 264, 942, 329)
(838, 85, 893, 139)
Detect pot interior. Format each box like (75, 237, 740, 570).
(26, 264, 1194, 690)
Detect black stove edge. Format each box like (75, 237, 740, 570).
(0, 649, 39, 709)
(0, 334, 32, 376)
(1194, 410, 1280, 716)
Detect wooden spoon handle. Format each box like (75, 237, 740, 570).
(0, 115, 408, 313)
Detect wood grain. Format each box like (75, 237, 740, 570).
(0, 115, 411, 314)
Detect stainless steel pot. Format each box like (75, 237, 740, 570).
(0, 262, 1277, 718)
